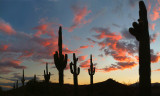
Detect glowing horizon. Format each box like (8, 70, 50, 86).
(0, 0, 160, 90)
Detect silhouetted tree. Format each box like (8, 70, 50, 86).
(129, 1, 151, 96)
(44, 62, 51, 83)
(53, 26, 68, 85)
(21, 69, 25, 87)
(70, 53, 80, 96)
(88, 54, 95, 96)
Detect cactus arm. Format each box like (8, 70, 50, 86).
(70, 62, 74, 74)
(88, 69, 91, 75)
(54, 52, 61, 70)
(49, 72, 51, 76)
(93, 67, 95, 75)
(77, 67, 80, 75)
(44, 70, 45, 75)
(64, 54, 68, 66)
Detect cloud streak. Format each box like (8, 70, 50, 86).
(0, 19, 16, 35)
(68, 5, 91, 32)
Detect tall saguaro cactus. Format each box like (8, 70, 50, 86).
(88, 54, 95, 86)
(44, 63, 51, 83)
(21, 69, 25, 86)
(53, 26, 68, 85)
(129, 1, 151, 96)
(70, 53, 80, 96)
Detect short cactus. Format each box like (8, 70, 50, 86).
(13, 83, 15, 89)
(34, 74, 36, 83)
(53, 26, 68, 85)
(88, 54, 95, 86)
(70, 53, 80, 96)
(16, 80, 18, 88)
(21, 69, 25, 86)
(44, 63, 51, 83)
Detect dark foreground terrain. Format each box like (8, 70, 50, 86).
(0, 79, 160, 96)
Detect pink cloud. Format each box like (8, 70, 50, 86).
(147, 0, 151, 12)
(152, 69, 160, 72)
(150, 4, 160, 21)
(80, 45, 89, 49)
(0, 44, 9, 52)
(33, 23, 55, 37)
(150, 33, 159, 43)
(0, 19, 16, 35)
(0, 59, 26, 74)
(68, 5, 91, 32)
(149, 23, 156, 31)
(100, 62, 137, 72)
(80, 59, 90, 68)
(78, 55, 88, 61)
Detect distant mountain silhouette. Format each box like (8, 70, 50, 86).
(1, 78, 160, 96)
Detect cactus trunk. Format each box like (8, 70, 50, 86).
(59, 70, 64, 85)
(90, 74, 93, 85)
(139, 40, 151, 96)
(129, 1, 151, 96)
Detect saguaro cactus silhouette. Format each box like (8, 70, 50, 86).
(21, 69, 25, 86)
(16, 80, 18, 88)
(70, 53, 80, 96)
(129, 1, 151, 96)
(13, 83, 15, 89)
(44, 62, 51, 83)
(34, 74, 37, 83)
(53, 26, 68, 85)
(88, 54, 95, 86)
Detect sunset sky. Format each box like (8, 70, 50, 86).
(0, 0, 160, 90)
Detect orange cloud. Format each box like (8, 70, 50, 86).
(0, 19, 16, 35)
(33, 23, 55, 37)
(68, 5, 91, 32)
(147, 0, 151, 12)
(0, 59, 26, 74)
(80, 59, 90, 68)
(150, 4, 160, 21)
(78, 55, 88, 61)
(80, 45, 89, 49)
(152, 69, 160, 72)
(149, 23, 156, 31)
(100, 62, 137, 72)
(0, 44, 9, 51)
(150, 33, 159, 43)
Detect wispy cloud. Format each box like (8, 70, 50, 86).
(0, 19, 16, 35)
(68, 5, 91, 32)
